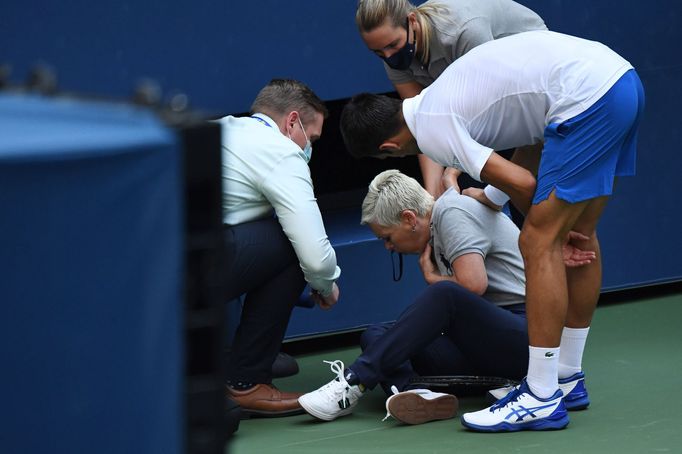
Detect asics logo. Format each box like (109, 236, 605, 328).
(505, 403, 556, 422)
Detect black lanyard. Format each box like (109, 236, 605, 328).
(391, 250, 403, 282)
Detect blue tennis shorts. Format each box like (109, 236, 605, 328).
(533, 69, 645, 205)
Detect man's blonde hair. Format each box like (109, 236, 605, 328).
(250, 79, 328, 125)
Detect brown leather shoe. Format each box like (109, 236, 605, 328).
(226, 384, 304, 418)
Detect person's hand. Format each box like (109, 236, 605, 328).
(441, 168, 461, 194)
(311, 282, 340, 310)
(462, 187, 503, 211)
(418, 243, 439, 284)
(562, 231, 597, 267)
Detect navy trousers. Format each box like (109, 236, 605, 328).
(224, 217, 306, 384)
(351, 281, 528, 394)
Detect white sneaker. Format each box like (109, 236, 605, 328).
(298, 360, 363, 421)
(558, 372, 589, 410)
(462, 379, 569, 432)
(488, 372, 589, 410)
(383, 386, 458, 425)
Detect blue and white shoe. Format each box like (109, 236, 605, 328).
(487, 372, 589, 411)
(559, 372, 589, 410)
(462, 379, 569, 432)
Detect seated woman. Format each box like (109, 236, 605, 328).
(298, 170, 594, 424)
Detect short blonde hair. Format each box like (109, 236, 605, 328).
(361, 169, 434, 226)
(250, 79, 328, 125)
(356, 0, 449, 64)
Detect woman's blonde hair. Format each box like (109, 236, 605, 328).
(356, 0, 449, 65)
(361, 170, 434, 227)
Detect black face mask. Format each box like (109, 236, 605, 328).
(382, 18, 416, 70)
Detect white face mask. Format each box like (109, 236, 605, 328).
(288, 116, 313, 163)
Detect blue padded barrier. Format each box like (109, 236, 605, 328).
(0, 95, 183, 454)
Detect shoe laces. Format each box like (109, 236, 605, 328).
(382, 385, 401, 421)
(490, 386, 523, 412)
(324, 359, 345, 378)
(318, 360, 353, 408)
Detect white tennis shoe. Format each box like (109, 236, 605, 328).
(558, 372, 590, 410)
(298, 360, 363, 421)
(462, 379, 569, 432)
(488, 372, 589, 410)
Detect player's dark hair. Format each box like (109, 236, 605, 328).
(339, 93, 403, 159)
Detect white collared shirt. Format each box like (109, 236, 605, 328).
(219, 113, 340, 295)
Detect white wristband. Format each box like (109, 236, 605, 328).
(483, 185, 510, 206)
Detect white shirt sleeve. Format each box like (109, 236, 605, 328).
(259, 154, 341, 296)
(415, 113, 493, 182)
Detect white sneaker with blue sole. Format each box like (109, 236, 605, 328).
(558, 372, 589, 410)
(462, 379, 569, 432)
(487, 372, 589, 411)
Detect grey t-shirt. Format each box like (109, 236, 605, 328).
(385, 0, 547, 87)
(430, 188, 525, 306)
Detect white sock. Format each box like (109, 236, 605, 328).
(558, 326, 590, 379)
(527, 346, 560, 399)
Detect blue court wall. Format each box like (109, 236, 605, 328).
(520, 1, 682, 290)
(2, 1, 681, 316)
(0, 1, 391, 114)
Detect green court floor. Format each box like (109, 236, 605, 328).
(229, 290, 682, 453)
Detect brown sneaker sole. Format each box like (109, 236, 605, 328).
(387, 393, 459, 425)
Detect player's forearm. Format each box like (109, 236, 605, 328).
(480, 153, 536, 215)
(418, 154, 445, 198)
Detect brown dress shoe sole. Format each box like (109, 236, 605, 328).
(387, 393, 459, 425)
(241, 406, 306, 419)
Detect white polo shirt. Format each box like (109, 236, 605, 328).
(402, 30, 633, 181)
(219, 113, 341, 296)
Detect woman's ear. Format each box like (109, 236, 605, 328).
(407, 11, 418, 29)
(400, 209, 417, 225)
